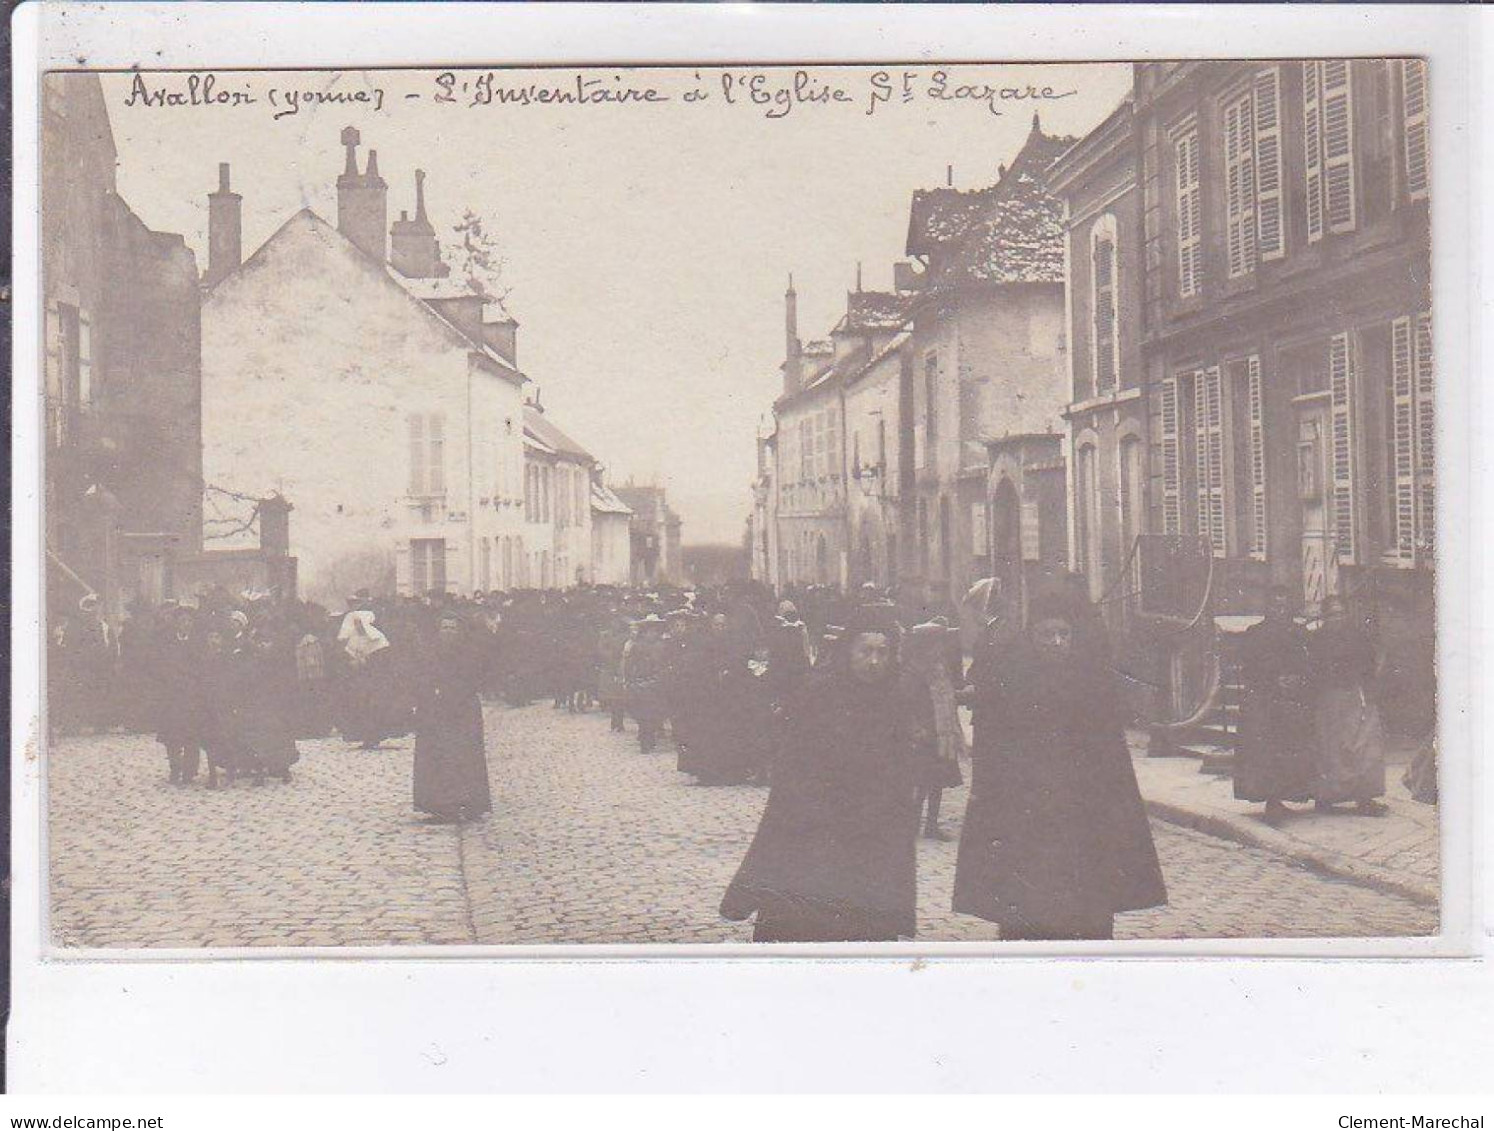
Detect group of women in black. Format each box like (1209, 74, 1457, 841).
(721, 574, 1168, 943)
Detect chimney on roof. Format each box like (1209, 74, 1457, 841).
(205, 161, 242, 287)
(1032, 110, 1042, 134)
(336, 125, 388, 263)
(893, 260, 921, 293)
(783, 274, 802, 398)
(390, 168, 445, 279)
(856, 262, 863, 293)
(946, 164, 954, 188)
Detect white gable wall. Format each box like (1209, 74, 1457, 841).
(202, 210, 526, 603)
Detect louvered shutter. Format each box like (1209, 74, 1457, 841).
(1414, 312, 1434, 559)
(427, 413, 446, 495)
(1254, 68, 1285, 259)
(1194, 367, 1227, 556)
(1247, 356, 1268, 560)
(78, 312, 93, 405)
(1329, 332, 1357, 563)
(1175, 129, 1202, 297)
(1093, 234, 1117, 392)
(1304, 61, 1325, 243)
(1322, 60, 1357, 233)
(1402, 59, 1429, 201)
(408, 414, 427, 496)
(1160, 377, 1181, 535)
(1225, 91, 1257, 278)
(1389, 317, 1416, 565)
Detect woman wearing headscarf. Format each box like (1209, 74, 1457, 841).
(721, 603, 933, 942)
(953, 577, 1166, 941)
(336, 608, 407, 749)
(412, 611, 492, 824)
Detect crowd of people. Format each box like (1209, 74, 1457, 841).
(50, 566, 1417, 944)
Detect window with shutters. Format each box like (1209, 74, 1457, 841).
(480, 537, 492, 590)
(411, 538, 447, 594)
(1388, 313, 1435, 566)
(799, 419, 812, 483)
(877, 418, 887, 471)
(826, 408, 840, 483)
(1173, 123, 1203, 298)
(1329, 332, 1358, 564)
(1192, 367, 1228, 556)
(1253, 67, 1285, 260)
(408, 413, 447, 497)
(1223, 88, 1257, 278)
(1243, 356, 1268, 560)
(1401, 59, 1429, 201)
(1091, 215, 1119, 393)
(1415, 312, 1434, 561)
(1305, 61, 1357, 240)
(1160, 377, 1182, 535)
(77, 312, 93, 405)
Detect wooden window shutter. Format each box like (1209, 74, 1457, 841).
(408, 414, 426, 496)
(1093, 233, 1117, 393)
(1247, 356, 1268, 560)
(1414, 311, 1435, 560)
(1303, 61, 1325, 243)
(1224, 90, 1257, 278)
(1329, 331, 1358, 564)
(1175, 129, 1202, 297)
(78, 312, 93, 405)
(1402, 59, 1430, 201)
(1253, 67, 1285, 259)
(1322, 60, 1357, 234)
(1193, 367, 1227, 556)
(1388, 316, 1416, 565)
(427, 413, 445, 495)
(1160, 377, 1182, 535)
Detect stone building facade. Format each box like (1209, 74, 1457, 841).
(42, 73, 203, 624)
(1052, 61, 1435, 733)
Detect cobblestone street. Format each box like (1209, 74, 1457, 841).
(48, 703, 1436, 948)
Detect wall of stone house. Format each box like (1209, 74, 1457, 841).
(202, 212, 506, 605)
(955, 285, 1069, 444)
(96, 200, 203, 552)
(591, 512, 632, 587)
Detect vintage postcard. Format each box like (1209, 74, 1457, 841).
(38, 58, 1441, 952)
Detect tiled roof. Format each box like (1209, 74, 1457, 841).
(912, 120, 1078, 288)
(802, 339, 834, 357)
(523, 405, 594, 462)
(906, 186, 1000, 256)
(834, 290, 915, 334)
(591, 482, 633, 516)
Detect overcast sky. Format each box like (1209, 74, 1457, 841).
(102, 64, 1130, 544)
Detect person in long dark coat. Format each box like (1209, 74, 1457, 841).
(625, 615, 669, 754)
(1308, 597, 1388, 815)
(953, 580, 1166, 941)
(200, 620, 251, 789)
(237, 625, 302, 784)
(412, 612, 492, 824)
(1233, 586, 1314, 823)
(721, 604, 932, 942)
(336, 610, 410, 748)
(154, 605, 205, 784)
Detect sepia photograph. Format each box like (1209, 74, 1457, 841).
(38, 56, 1440, 952)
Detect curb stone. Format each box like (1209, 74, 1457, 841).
(1144, 798, 1440, 911)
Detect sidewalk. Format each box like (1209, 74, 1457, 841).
(1130, 734, 1439, 909)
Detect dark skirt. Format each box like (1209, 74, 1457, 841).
(413, 693, 492, 820)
